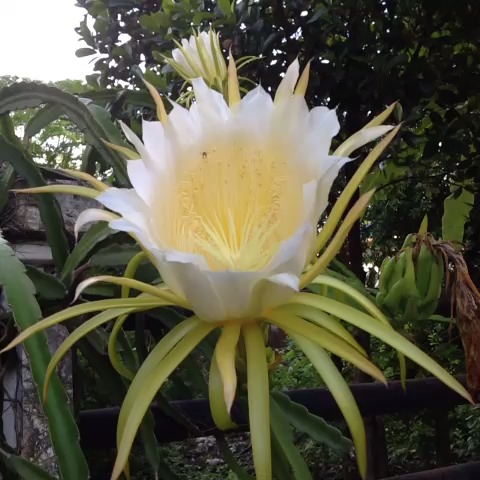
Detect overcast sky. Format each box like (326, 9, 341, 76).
(0, 0, 93, 81)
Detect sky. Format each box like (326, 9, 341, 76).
(0, 0, 93, 81)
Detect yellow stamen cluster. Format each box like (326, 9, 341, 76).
(154, 141, 303, 271)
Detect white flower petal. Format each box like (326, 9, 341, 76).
(191, 78, 231, 126)
(172, 48, 194, 77)
(96, 59, 349, 324)
(250, 272, 300, 313)
(126, 159, 156, 205)
(155, 257, 226, 321)
(236, 86, 274, 133)
(141, 120, 173, 175)
(313, 157, 350, 222)
(274, 59, 300, 103)
(97, 188, 147, 216)
(167, 101, 201, 149)
(272, 95, 310, 147)
(154, 259, 297, 322)
(119, 121, 152, 162)
(74, 208, 118, 240)
(108, 216, 160, 258)
(308, 106, 340, 149)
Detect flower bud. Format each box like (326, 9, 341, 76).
(166, 30, 227, 91)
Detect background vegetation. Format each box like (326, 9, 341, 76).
(0, 0, 479, 479)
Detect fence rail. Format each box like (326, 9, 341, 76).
(383, 461, 480, 479)
(80, 375, 478, 479)
(78, 375, 470, 449)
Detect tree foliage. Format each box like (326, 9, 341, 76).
(74, 0, 480, 276)
(0, 76, 90, 169)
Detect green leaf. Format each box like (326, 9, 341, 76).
(76, 335, 166, 478)
(0, 447, 57, 480)
(0, 238, 89, 480)
(24, 104, 64, 140)
(442, 187, 474, 244)
(0, 162, 15, 213)
(89, 243, 143, 266)
(108, 0, 136, 7)
(0, 137, 70, 273)
(360, 161, 408, 196)
(86, 103, 131, 152)
(291, 335, 365, 478)
(271, 391, 352, 453)
(80, 144, 108, 175)
(139, 12, 171, 32)
(26, 266, 67, 301)
(217, 0, 232, 16)
(113, 320, 215, 478)
(156, 458, 180, 480)
(270, 432, 294, 480)
(60, 222, 115, 281)
(307, 6, 326, 24)
(215, 436, 253, 480)
(0, 82, 129, 185)
(75, 48, 97, 57)
(270, 396, 313, 480)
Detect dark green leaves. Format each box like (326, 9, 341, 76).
(0, 238, 89, 480)
(270, 396, 313, 480)
(60, 222, 115, 281)
(0, 82, 129, 185)
(26, 266, 67, 301)
(271, 391, 352, 453)
(0, 448, 57, 480)
(75, 48, 97, 58)
(442, 187, 474, 244)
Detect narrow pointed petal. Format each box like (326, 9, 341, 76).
(143, 80, 168, 123)
(13, 185, 99, 199)
(112, 321, 216, 479)
(266, 310, 386, 384)
(0, 297, 166, 354)
(291, 293, 473, 403)
(215, 323, 241, 412)
(310, 274, 391, 326)
(73, 275, 185, 306)
(304, 190, 375, 286)
(294, 61, 311, 97)
(292, 335, 367, 479)
(364, 102, 397, 128)
(75, 208, 118, 240)
(281, 303, 366, 355)
(44, 308, 130, 402)
(307, 274, 408, 386)
(274, 59, 299, 103)
(315, 125, 401, 254)
(333, 125, 395, 157)
(102, 139, 140, 160)
(58, 168, 108, 190)
(228, 51, 241, 107)
(209, 355, 237, 430)
(243, 323, 271, 480)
